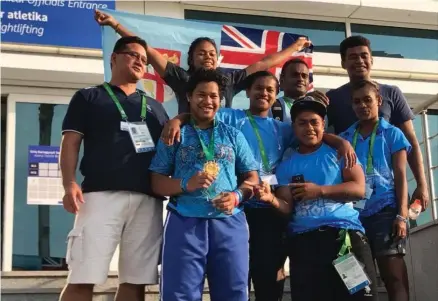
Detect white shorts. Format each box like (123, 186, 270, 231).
(66, 191, 163, 285)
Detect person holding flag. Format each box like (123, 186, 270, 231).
(149, 68, 259, 301)
(339, 80, 412, 301)
(251, 96, 379, 301)
(160, 70, 356, 301)
(94, 9, 312, 114)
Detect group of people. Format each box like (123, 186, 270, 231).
(57, 9, 429, 301)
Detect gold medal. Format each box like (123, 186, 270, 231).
(203, 161, 220, 177)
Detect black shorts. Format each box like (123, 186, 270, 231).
(245, 207, 288, 301)
(287, 227, 379, 301)
(360, 205, 407, 258)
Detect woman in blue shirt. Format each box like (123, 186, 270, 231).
(149, 69, 259, 301)
(252, 97, 379, 301)
(340, 80, 412, 301)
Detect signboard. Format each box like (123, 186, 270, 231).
(0, 0, 115, 49)
(27, 145, 63, 205)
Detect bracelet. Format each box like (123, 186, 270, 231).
(114, 23, 120, 33)
(180, 177, 189, 193)
(396, 214, 408, 223)
(270, 195, 275, 204)
(232, 189, 243, 207)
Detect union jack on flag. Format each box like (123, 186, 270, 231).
(219, 25, 314, 90)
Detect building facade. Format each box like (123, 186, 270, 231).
(1, 2, 437, 290)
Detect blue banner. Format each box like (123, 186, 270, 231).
(1, 0, 115, 49)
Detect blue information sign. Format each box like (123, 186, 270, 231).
(1, 0, 115, 49)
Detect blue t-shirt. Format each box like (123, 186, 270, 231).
(149, 119, 258, 218)
(340, 118, 412, 217)
(217, 108, 295, 207)
(326, 83, 415, 134)
(276, 143, 365, 234)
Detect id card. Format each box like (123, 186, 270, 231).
(128, 122, 155, 153)
(261, 174, 278, 185)
(333, 253, 371, 295)
(120, 121, 129, 131)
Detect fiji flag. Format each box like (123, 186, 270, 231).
(101, 9, 313, 116)
(219, 25, 314, 90)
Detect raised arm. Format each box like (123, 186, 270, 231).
(94, 9, 168, 76)
(245, 37, 312, 76)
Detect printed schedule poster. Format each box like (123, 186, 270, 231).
(27, 145, 63, 205)
(1, 0, 115, 49)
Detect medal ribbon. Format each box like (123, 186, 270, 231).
(245, 110, 270, 173)
(191, 118, 216, 161)
(103, 82, 147, 121)
(352, 120, 379, 175)
(337, 229, 352, 257)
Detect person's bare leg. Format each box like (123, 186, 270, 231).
(59, 284, 94, 301)
(377, 255, 409, 301)
(114, 283, 145, 301)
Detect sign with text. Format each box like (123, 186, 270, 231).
(1, 0, 115, 49)
(27, 145, 63, 205)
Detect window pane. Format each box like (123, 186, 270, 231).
(351, 24, 438, 60)
(185, 10, 346, 54)
(428, 110, 438, 138)
(434, 168, 438, 202)
(13, 102, 82, 270)
(430, 135, 438, 168)
(413, 114, 424, 142)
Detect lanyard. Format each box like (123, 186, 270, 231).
(352, 120, 379, 174)
(191, 118, 216, 161)
(245, 110, 270, 173)
(103, 82, 147, 121)
(337, 229, 352, 257)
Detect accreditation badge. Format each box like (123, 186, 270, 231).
(128, 122, 155, 153)
(333, 253, 371, 295)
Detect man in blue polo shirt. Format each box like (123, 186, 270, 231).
(326, 35, 429, 214)
(252, 97, 379, 301)
(60, 36, 168, 301)
(340, 80, 412, 301)
(149, 69, 259, 301)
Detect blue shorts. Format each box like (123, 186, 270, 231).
(160, 210, 249, 301)
(360, 206, 407, 257)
